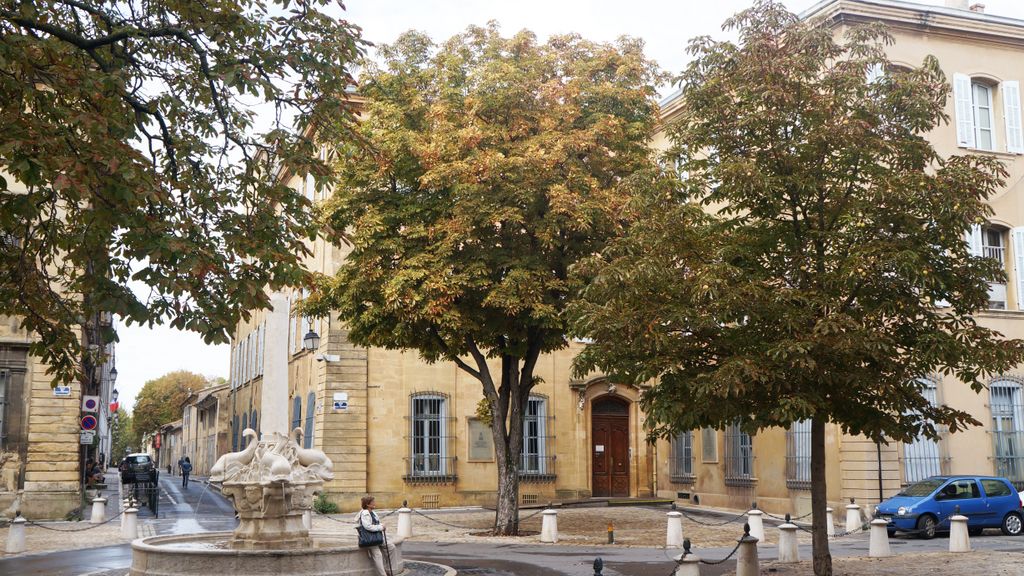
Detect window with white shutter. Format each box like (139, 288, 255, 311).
(966, 224, 983, 257)
(954, 73, 976, 148)
(1004, 81, 1024, 154)
(1012, 227, 1024, 311)
(973, 82, 995, 151)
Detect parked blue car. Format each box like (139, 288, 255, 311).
(875, 476, 1023, 538)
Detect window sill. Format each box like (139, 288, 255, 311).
(670, 475, 696, 485)
(957, 146, 1021, 159)
(520, 473, 557, 483)
(724, 476, 757, 487)
(403, 474, 457, 485)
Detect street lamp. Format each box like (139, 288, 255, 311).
(302, 329, 320, 351)
(109, 365, 118, 384)
(111, 388, 119, 402)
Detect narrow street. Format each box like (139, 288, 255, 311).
(0, 473, 238, 576)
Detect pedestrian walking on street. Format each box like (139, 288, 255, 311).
(356, 495, 396, 576)
(180, 456, 192, 489)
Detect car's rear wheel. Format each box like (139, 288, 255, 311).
(968, 527, 983, 537)
(1001, 512, 1023, 536)
(917, 514, 937, 539)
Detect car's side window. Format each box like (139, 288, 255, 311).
(981, 479, 1012, 497)
(941, 480, 981, 499)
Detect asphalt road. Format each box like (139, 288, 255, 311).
(3, 479, 1024, 576)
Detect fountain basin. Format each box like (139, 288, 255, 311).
(130, 531, 403, 576)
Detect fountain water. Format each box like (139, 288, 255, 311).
(129, 293, 399, 575)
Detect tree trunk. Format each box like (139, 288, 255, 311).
(810, 417, 832, 576)
(491, 362, 526, 535)
(493, 451, 521, 535)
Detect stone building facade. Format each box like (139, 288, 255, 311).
(226, 0, 1024, 517)
(180, 384, 230, 476)
(0, 169, 119, 519)
(649, 0, 1024, 516)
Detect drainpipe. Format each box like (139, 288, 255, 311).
(876, 441, 883, 504)
(652, 442, 658, 496)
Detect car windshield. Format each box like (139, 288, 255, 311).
(131, 456, 150, 464)
(897, 478, 944, 497)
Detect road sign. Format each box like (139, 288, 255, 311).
(80, 430, 95, 445)
(81, 414, 98, 431)
(53, 385, 71, 397)
(82, 395, 100, 412)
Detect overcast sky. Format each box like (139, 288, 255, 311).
(115, 0, 1024, 412)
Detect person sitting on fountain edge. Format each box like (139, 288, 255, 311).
(356, 495, 396, 576)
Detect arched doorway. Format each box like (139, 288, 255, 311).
(591, 395, 630, 497)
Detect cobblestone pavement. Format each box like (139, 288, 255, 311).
(758, 551, 1024, 575)
(313, 505, 809, 548)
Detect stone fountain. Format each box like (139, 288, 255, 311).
(129, 293, 399, 575)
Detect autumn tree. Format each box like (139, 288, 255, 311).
(0, 0, 363, 383)
(132, 370, 206, 439)
(110, 408, 135, 460)
(304, 24, 662, 534)
(570, 3, 1024, 574)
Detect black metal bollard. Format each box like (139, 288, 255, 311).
(593, 557, 604, 575)
(607, 521, 614, 544)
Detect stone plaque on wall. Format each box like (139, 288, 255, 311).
(467, 418, 494, 462)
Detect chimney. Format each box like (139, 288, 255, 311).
(969, 3, 985, 13)
(944, 0, 968, 9)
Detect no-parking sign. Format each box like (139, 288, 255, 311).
(81, 414, 98, 431)
(82, 395, 100, 412)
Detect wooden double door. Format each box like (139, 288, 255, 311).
(591, 396, 630, 497)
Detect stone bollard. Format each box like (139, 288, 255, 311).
(302, 509, 312, 530)
(777, 514, 800, 563)
(949, 507, 970, 553)
(122, 507, 138, 539)
(5, 516, 26, 554)
(90, 497, 107, 524)
(666, 510, 683, 548)
(845, 500, 862, 534)
(736, 523, 760, 576)
(397, 505, 412, 542)
(673, 539, 701, 576)
(746, 508, 765, 544)
(868, 518, 892, 558)
(825, 507, 835, 537)
(540, 509, 559, 543)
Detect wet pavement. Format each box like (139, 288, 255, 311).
(3, 479, 1024, 576)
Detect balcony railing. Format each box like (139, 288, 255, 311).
(983, 245, 1005, 262)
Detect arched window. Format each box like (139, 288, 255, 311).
(304, 393, 316, 449)
(724, 422, 753, 484)
(953, 73, 1023, 153)
(786, 420, 811, 488)
(291, 396, 302, 432)
(408, 393, 451, 478)
(670, 431, 694, 483)
(522, 395, 551, 475)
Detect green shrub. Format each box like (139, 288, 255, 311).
(314, 493, 339, 514)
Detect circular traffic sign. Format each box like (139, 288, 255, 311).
(81, 414, 98, 431)
(83, 397, 99, 411)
